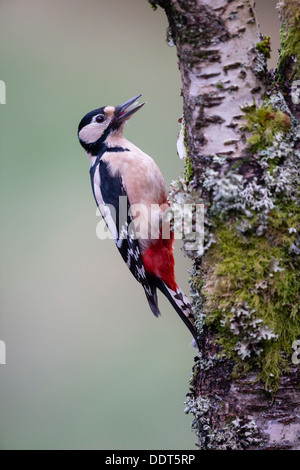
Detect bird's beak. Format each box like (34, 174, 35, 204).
(114, 94, 146, 125)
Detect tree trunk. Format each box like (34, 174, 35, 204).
(150, 0, 300, 450)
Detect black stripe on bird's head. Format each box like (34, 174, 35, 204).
(77, 95, 145, 156)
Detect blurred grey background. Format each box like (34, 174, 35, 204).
(0, 0, 280, 450)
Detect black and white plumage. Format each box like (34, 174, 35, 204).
(91, 152, 158, 316)
(78, 95, 199, 347)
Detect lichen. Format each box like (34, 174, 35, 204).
(189, 271, 206, 337)
(184, 395, 262, 450)
(176, 117, 194, 183)
(253, 35, 270, 80)
(168, 177, 205, 259)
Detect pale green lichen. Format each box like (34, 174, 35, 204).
(189, 271, 206, 337)
(203, 95, 299, 219)
(168, 177, 205, 259)
(253, 35, 272, 80)
(184, 395, 262, 450)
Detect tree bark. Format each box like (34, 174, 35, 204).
(150, 0, 300, 450)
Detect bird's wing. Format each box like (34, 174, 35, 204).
(90, 158, 160, 317)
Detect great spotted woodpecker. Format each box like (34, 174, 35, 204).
(78, 95, 198, 347)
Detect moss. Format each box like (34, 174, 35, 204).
(256, 36, 271, 59)
(182, 121, 194, 183)
(201, 199, 300, 391)
(241, 101, 291, 152)
(216, 81, 225, 90)
(277, 9, 300, 80)
(277, 0, 300, 27)
(148, 0, 158, 11)
(279, 25, 300, 79)
(185, 156, 193, 183)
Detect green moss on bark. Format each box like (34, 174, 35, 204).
(185, 92, 300, 393)
(279, 26, 300, 80)
(148, 0, 159, 11)
(201, 199, 300, 391)
(185, 157, 194, 183)
(277, 5, 300, 80)
(256, 36, 271, 59)
(183, 122, 194, 183)
(241, 101, 291, 152)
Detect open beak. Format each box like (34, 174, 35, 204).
(114, 94, 146, 125)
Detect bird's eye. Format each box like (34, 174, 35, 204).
(95, 114, 105, 123)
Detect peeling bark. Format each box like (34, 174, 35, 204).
(151, 0, 300, 450)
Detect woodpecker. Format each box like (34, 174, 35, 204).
(78, 95, 199, 347)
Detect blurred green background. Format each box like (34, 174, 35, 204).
(0, 0, 280, 450)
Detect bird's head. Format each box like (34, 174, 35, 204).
(78, 94, 145, 155)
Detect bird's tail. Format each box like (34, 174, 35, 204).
(145, 284, 161, 318)
(154, 279, 199, 349)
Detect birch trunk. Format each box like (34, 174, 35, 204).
(150, 0, 300, 450)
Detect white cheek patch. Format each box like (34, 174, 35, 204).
(79, 122, 105, 144)
(104, 106, 115, 117)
